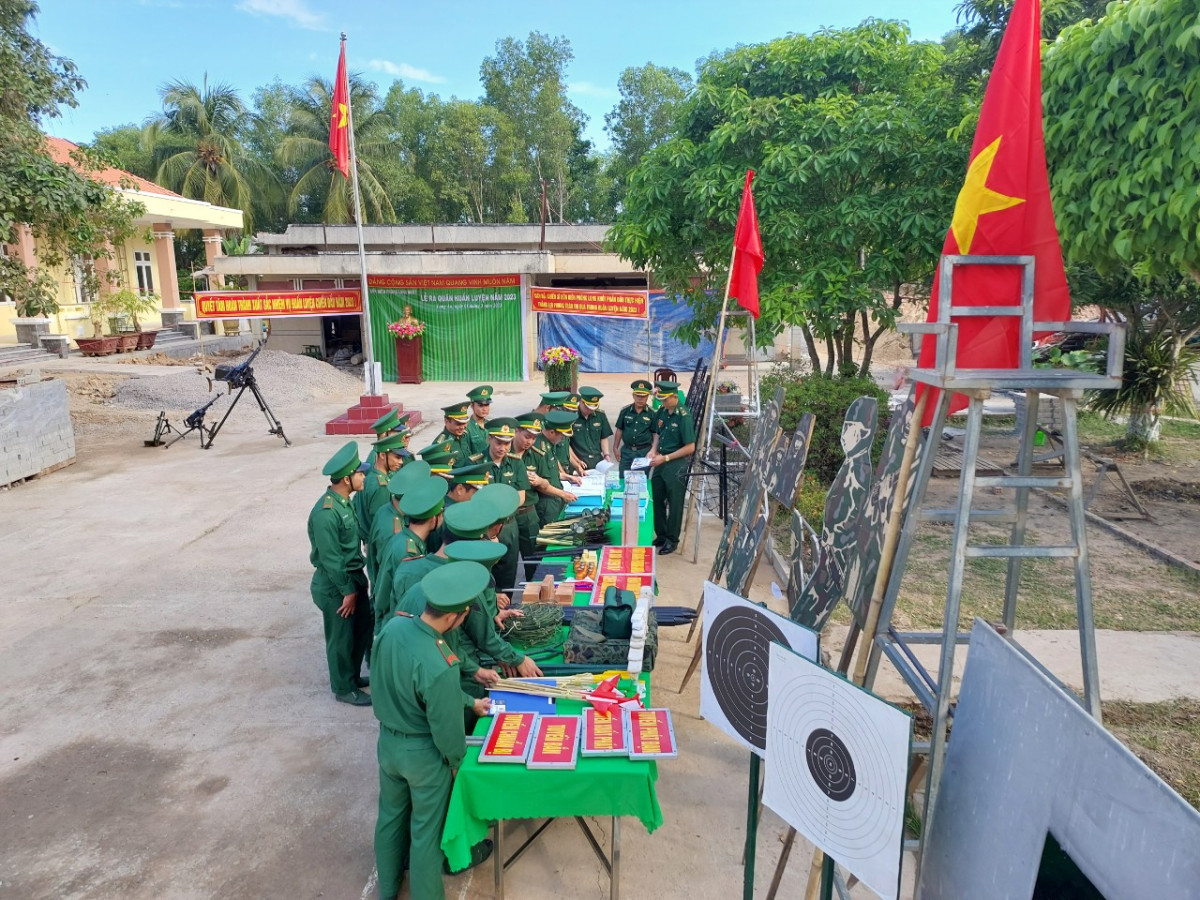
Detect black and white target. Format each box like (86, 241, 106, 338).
(763, 642, 911, 900)
(699, 581, 818, 757)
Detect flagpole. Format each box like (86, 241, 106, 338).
(341, 32, 378, 396)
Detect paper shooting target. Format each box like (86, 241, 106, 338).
(699, 581, 819, 757)
(763, 643, 911, 900)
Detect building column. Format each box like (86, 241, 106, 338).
(152, 224, 180, 309)
(202, 229, 226, 288)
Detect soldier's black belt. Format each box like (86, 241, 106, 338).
(381, 725, 431, 739)
(517, 504, 536, 514)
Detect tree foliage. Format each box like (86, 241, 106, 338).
(604, 64, 693, 203)
(608, 20, 975, 375)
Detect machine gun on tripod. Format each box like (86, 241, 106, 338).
(200, 340, 290, 449)
(161, 394, 224, 448)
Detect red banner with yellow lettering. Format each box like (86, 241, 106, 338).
(531, 287, 648, 320)
(194, 290, 363, 319)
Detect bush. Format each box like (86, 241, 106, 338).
(760, 367, 891, 484)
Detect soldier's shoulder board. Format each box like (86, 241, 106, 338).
(322, 496, 334, 509)
(530, 444, 546, 456)
(436, 638, 459, 666)
(397, 611, 413, 618)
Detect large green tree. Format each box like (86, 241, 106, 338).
(144, 77, 278, 229)
(604, 64, 693, 195)
(608, 21, 975, 375)
(1044, 0, 1200, 442)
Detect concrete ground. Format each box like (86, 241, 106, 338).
(2, 367, 1198, 899)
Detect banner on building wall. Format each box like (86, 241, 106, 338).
(366, 275, 523, 381)
(530, 287, 648, 319)
(193, 289, 362, 319)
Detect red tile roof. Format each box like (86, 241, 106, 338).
(44, 136, 183, 199)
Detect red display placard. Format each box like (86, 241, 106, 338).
(527, 715, 581, 769)
(479, 712, 537, 764)
(626, 708, 678, 760)
(599, 546, 656, 577)
(590, 573, 654, 605)
(581, 708, 628, 757)
(530, 287, 648, 319)
(194, 289, 362, 319)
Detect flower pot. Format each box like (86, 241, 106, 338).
(395, 335, 422, 384)
(75, 336, 120, 357)
(13, 317, 52, 347)
(136, 330, 159, 350)
(544, 362, 579, 392)
(116, 333, 140, 352)
(222, 319, 241, 335)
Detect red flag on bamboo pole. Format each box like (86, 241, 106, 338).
(917, 0, 1069, 424)
(729, 169, 764, 318)
(329, 43, 351, 178)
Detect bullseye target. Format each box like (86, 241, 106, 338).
(699, 581, 819, 758)
(763, 643, 911, 900)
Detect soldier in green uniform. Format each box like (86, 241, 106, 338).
(374, 476, 447, 636)
(433, 402, 475, 462)
(445, 540, 543, 684)
(365, 408, 409, 465)
(307, 441, 372, 706)
(356, 431, 409, 571)
(533, 390, 571, 414)
(372, 562, 494, 900)
(571, 386, 614, 471)
(483, 417, 527, 592)
(417, 443, 457, 554)
(613, 379, 656, 477)
(559, 394, 589, 474)
(369, 460, 432, 630)
(533, 410, 580, 527)
(463, 385, 493, 457)
(509, 412, 547, 573)
(649, 380, 696, 555)
(443, 461, 489, 506)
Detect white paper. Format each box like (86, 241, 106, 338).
(763, 643, 910, 900)
(630, 456, 651, 470)
(699, 581, 819, 758)
(594, 459, 614, 473)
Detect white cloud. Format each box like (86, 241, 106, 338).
(568, 81, 619, 100)
(235, 0, 324, 31)
(367, 59, 446, 84)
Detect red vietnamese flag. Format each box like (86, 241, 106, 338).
(729, 169, 764, 318)
(917, 0, 1069, 424)
(329, 43, 350, 178)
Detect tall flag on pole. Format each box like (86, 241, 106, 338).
(729, 169, 764, 319)
(917, 0, 1069, 423)
(329, 43, 350, 178)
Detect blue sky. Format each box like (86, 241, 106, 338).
(38, 0, 963, 151)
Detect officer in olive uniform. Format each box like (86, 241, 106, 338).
(533, 410, 580, 526)
(443, 461, 489, 505)
(613, 379, 656, 477)
(307, 441, 372, 706)
(463, 385, 493, 457)
(649, 380, 696, 555)
(571, 386, 614, 470)
(365, 408, 409, 465)
(369, 460, 432, 630)
(433, 402, 475, 462)
(374, 476, 448, 636)
(372, 562, 494, 900)
(482, 417, 527, 592)
(509, 412, 546, 570)
(357, 431, 409, 577)
(533, 391, 571, 414)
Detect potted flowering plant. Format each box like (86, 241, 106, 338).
(389, 306, 425, 384)
(540, 345, 581, 391)
(387, 319, 426, 340)
(715, 378, 743, 412)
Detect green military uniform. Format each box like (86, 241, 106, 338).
(571, 387, 614, 470)
(358, 432, 409, 576)
(533, 411, 576, 527)
(463, 385, 494, 458)
(510, 412, 545, 567)
(651, 381, 696, 548)
(372, 562, 491, 900)
(433, 402, 475, 463)
(308, 442, 371, 702)
(370, 461, 432, 633)
(378, 477, 448, 635)
(365, 408, 406, 466)
(447, 542, 526, 696)
(615, 379, 656, 477)
(483, 418, 527, 592)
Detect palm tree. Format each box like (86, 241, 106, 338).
(275, 76, 396, 224)
(144, 76, 280, 230)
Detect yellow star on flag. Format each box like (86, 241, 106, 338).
(950, 136, 1024, 254)
(336, 102, 348, 129)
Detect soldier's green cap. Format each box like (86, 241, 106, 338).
(467, 385, 494, 403)
(476, 483, 520, 521)
(630, 379, 653, 394)
(561, 393, 580, 411)
(373, 432, 408, 454)
(322, 441, 361, 479)
(655, 379, 681, 395)
(578, 386, 603, 402)
(418, 441, 457, 472)
(516, 411, 544, 432)
(486, 417, 519, 440)
(448, 461, 490, 486)
(444, 496, 497, 538)
(441, 401, 470, 420)
(422, 561, 490, 613)
(371, 408, 401, 435)
(539, 391, 571, 406)
(388, 459, 432, 496)
(545, 409, 577, 433)
(398, 476, 448, 519)
(444, 539, 507, 566)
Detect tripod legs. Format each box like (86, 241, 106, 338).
(200, 379, 290, 449)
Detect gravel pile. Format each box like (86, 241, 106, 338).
(114, 349, 362, 412)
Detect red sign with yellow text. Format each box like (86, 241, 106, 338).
(193, 290, 363, 319)
(530, 287, 648, 320)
